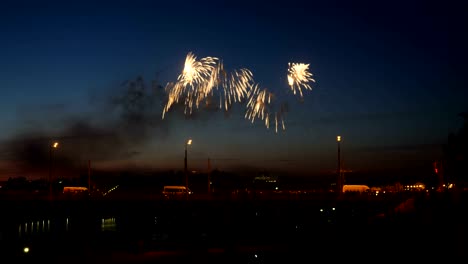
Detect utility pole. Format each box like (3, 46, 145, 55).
(207, 158, 211, 194)
(88, 160, 91, 192)
(184, 145, 188, 189)
(49, 144, 53, 200)
(337, 136, 342, 194)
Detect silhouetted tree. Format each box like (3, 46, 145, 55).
(443, 112, 468, 187)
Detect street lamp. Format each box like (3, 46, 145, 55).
(337, 136, 342, 193)
(49, 141, 59, 200)
(184, 139, 192, 189)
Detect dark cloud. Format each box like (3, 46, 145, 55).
(354, 143, 443, 153)
(14, 103, 68, 116)
(1, 76, 171, 172)
(305, 111, 427, 125)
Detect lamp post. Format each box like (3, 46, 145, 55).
(184, 139, 192, 189)
(337, 136, 341, 194)
(49, 141, 59, 200)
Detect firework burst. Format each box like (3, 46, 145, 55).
(287, 63, 315, 98)
(161, 53, 316, 134)
(244, 84, 287, 133)
(162, 52, 219, 118)
(162, 52, 254, 118)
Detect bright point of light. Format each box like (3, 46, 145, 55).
(53, 142, 59, 148)
(320, 209, 323, 212)
(337, 136, 341, 142)
(332, 207, 335, 211)
(287, 75, 294, 86)
(23, 247, 29, 253)
(187, 139, 192, 145)
(183, 61, 195, 79)
(254, 254, 258, 258)
(275, 187, 278, 190)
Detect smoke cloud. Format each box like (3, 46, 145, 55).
(2, 76, 171, 174)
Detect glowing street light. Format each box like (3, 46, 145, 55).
(184, 139, 192, 189)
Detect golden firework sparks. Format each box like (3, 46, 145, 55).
(163, 52, 254, 118)
(245, 84, 274, 129)
(162, 52, 219, 118)
(287, 62, 315, 98)
(162, 53, 316, 134)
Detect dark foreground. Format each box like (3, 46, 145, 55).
(1, 190, 467, 263)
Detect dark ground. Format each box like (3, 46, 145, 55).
(1, 189, 466, 263)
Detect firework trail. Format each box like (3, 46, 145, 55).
(243, 62, 314, 133)
(244, 84, 289, 133)
(245, 84, 272, 127)
(162, 52, 255, 119)
(162, 52, 218, 118)
(287, 63, 315, 98)
(162, 52, 315, 133)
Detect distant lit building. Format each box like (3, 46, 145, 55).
(403, 182, 425, 191)
(254, 175, 278, 183)
(253, 173, 279, 190)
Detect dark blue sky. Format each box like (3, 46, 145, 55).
(0, 0, 467, 180)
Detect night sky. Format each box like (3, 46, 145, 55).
(0, 0, 467, 181)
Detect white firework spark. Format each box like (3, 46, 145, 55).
(287, 62, 315, 98)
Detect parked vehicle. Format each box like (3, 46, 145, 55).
(162, 185, 192, 199)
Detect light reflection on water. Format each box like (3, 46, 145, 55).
(101, 217, 117, 232)
(12, 205, 342, 243)
(18, 219, 50, 237)
(16, 216, 120, 238)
